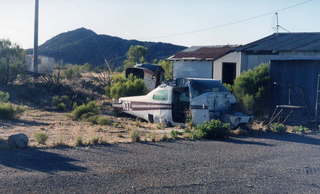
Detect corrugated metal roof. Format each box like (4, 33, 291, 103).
(169, 45, 236, 61)
(236, 33, 320, 52)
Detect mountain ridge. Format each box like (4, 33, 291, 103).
(28, 28, 186, 67)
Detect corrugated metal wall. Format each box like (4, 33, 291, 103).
(173, 61, 213, 80)
(270, 59, 320, 120)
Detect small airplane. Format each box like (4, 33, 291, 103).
(113, 78, 251, 127)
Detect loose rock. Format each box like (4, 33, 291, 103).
(8, 133, 29, 149)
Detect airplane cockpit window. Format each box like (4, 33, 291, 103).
(190, 80, 228, 98)
(152, 90, 169, 101)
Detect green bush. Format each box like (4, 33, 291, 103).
(109, 75, 147, 99)
(293, 125, 309, 133)
(0, 39, 26, 85)
(170, 130, 183, 139)
(34, 133, 48, 145)
(192, 120, 230, 139)
(0, 91, 9, 103)
(0, 103, 23, 120)
(52, 95, 72, 111)
(233, 63, 271, 116)
(158, 60, 172, 80)
(71, 101, 100, 120)
(270, 123, 287, 133)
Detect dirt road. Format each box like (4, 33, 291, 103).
(1, 133, 320, 193)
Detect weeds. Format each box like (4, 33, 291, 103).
(89, 136, 101, 145)
(34, 133, 48, 145)
(130, 130, 141, 142)
(156, 123, 166, 130)
(161, 134, 169, 142)
(150, 133, 156, 142)
(88, 115, 113, 125)
(270, 123, 287, 133)
(293, 125, 309, 133)
(170, 130, 183, 139)
(75, 136, 84, 146)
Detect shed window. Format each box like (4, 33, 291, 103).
(152, 90, 168, 101)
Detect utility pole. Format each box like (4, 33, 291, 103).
(275, 12, 279, 33)
(33, 0, 39, 73)
(274, 12, 290, 33)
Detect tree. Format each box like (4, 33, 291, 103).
(158, 60, 173, 80)
(0, 39, 25, 85)
(232, 63, 271, 116)
(123, 45, 148, 69)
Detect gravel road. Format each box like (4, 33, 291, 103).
(1, 133, 320, 194)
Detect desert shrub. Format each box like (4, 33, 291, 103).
(75, 136, 84, 146)
(170, 130, 183, 139)
(270, 123, 287, 133)
(192, 120, 230, 139)
(149, 133, 156, 142)
(63, 65, 82, 80)
(89, 137, 101, 145)
(293, 125, 309, 133)
(87, 115, 113, 125)
(109, 75, 147, 99)
(233, 63, 271, 116)
(130, 130, 141, 142)
(96, 116, 113, 125)
(71, 101, 100, 120)
(52, 95, 72, 111)
(161, 134, 169, 141)
(0, 91, 9, 103)
(0, 103, 23, 120)
(34, 133, 48, 145)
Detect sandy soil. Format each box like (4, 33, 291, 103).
(0, 107, 178, 147)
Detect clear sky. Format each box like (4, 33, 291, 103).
(0, 0, 319, 49)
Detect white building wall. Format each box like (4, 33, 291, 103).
(213, 52, 241, 81)
(172, 60, 213, 80)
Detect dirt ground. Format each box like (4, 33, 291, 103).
(0, 106, 178, 148)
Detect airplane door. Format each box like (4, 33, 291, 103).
(190, 95, 210, 125)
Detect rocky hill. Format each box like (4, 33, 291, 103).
(28, 28, 186, 67)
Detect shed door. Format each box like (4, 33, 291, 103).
(222, 62, 236, 85)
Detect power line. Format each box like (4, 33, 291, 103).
(148, 0, 313, 39)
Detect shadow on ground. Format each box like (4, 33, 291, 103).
(0, 148, 87, 173)
(240, 131, 320, 146)
(0, 119, 49, 128)
(224, 138, 273, 146)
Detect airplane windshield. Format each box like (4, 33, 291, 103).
(189, 80, 228, 98)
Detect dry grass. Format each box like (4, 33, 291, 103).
(0, 106, 176, 148)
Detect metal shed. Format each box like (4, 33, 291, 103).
(270, 59, 320, 122)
